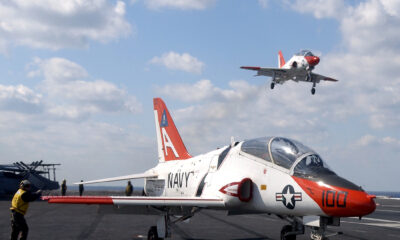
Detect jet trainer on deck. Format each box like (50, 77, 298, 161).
(43, 98, 375, 240)
(241, 50, 338, 95)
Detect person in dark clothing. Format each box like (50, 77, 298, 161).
(125, 180, 133, 196)
(10, 180, 41, 240)
(61, 179, 67, 196)
(79, 180, 84, 196)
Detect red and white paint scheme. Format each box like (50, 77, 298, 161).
(43, 98, 375, 240)
(241, 50, 338, 95)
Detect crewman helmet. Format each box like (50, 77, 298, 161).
(20, 180, 31, 190)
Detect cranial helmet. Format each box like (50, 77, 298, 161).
(20, 180, 31, 189)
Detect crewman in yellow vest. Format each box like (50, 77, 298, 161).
(10, 180, 42, 240)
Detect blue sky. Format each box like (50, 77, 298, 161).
(0, 0, 399, 191)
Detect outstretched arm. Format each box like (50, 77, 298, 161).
(21, 190, 42, 202)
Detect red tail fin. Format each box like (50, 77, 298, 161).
(278, 50, 285, 68)
(153, 98, 191, 162)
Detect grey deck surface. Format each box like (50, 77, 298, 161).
(1, 197, 399, 240)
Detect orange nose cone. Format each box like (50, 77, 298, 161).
(352, 193, 377, 216)
(363, 194, 377, 215)
(305, 56, 320, 66)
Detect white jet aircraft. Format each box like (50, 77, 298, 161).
(241, 50, 338, 95)
(43, 98, 375, 240)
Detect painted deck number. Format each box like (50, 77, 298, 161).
(322, 190, 347, 208)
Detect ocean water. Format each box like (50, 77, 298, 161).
(368, 191, 400, 198)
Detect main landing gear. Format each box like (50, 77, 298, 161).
(311, 81, 316, 95)
(271, 82, 275, 89)
(147, 208, 198, 240)
(305, 71, 317, 95)
(280, 225, 297, 240)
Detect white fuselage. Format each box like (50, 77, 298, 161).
(282, 55, 309, 70)
(145, 142, 325, 217)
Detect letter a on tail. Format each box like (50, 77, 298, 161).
(153, 98, 191, 162)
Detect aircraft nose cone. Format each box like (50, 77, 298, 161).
(357, 194, 376, 216)
(347, 192, 376, 216)
(305, 56, 320, 66)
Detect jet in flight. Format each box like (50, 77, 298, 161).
(241, 50, 338, 95)
(43, 98, 375, 240)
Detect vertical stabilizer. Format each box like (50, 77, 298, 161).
(153, 98, 191, 162)
(278, 50, 285, 68)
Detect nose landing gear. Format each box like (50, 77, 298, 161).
(280, 225, 297, 240)
(279, 216, 304, 240)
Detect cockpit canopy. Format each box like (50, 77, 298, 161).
(241, 137, 334, 177)
(295, 50, 314, 57)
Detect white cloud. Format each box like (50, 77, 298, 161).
(340, 1, 400, 53)
(145, 0, 215, 10)
(0, 57, 146, 183)
(285, 0, 348, 19)
(0, 114, 155, 184)
(286, 0, 400, 53)
(0, 84, 43, 114)
(0, 55, 151, 187)
(0, 0, 131, 53)
(29, 57, 142, 119)
(150, 51, 204, 74)
(285, 0, 400, 130)
(354, 134, 376, 147)
(157, 79, 337, 153)
(354, 134, 400, 149)
(381, 0, 400, 16)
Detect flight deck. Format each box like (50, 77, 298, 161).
(0, 195, 399, 240)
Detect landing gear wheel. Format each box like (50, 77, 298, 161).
(310, 232, 327, 240)
(148, 226, 162, 240)
(271, 82, 275, 89)
(311, 87, 316, 95)
(280, 225, 296, 240)
(310, 227, 328, 240)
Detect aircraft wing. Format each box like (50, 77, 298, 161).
(42, 196, 225, 208)
(74, 172, 158, 185)
(311, 72, 338, 82)
(240, 66, 287, 77)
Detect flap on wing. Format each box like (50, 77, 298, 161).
(312, 73, 338, 82)
(75, 172, 158, 185)
(241, 66, 287, 78)
(42, 196, 225, 208)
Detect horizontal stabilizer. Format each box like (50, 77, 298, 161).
(42, 196, 225, 208)
(322, 77, 338, 82)
(74, 172, 158, 185)
(240, 66, 261, 70)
